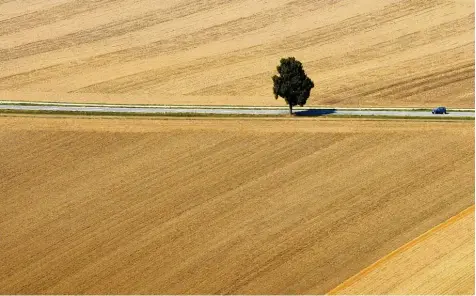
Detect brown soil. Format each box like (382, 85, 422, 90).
(0, 116, 473, 294)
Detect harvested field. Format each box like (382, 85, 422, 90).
(0, 0, 474, 107)
(0, 116, 474, 294)
(329, 205, 475, 295)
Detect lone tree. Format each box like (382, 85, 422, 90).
(272, 57, 314, 115)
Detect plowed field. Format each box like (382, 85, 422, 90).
(0, 0, 474, 107)
(0, 116, 473, 294)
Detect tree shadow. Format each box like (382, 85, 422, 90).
(294, 108, 336, 116)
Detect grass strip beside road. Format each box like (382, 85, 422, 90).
(0, 109, 281, 118)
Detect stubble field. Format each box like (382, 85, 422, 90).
(330, 205, 475, 294)
(0, 0, 474, 107)
(0, 115, 473, 294)
(1, 0, 474, 294)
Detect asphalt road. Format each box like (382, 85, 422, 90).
(0, 104, 474, 118)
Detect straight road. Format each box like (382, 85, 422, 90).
(0, 103, 473, 118)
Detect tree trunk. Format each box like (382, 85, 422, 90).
(289, 104, 293, 115)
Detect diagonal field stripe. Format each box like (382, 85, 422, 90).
(327, 204, 475, 295)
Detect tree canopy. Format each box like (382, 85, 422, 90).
(272, 57, 314, 114)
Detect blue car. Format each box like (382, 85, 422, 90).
(432, 107, 447, 114)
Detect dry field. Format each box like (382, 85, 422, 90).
(0, 115, 473, 294)
(330, 205, 475, 294)
(0, 0, 474, 107)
